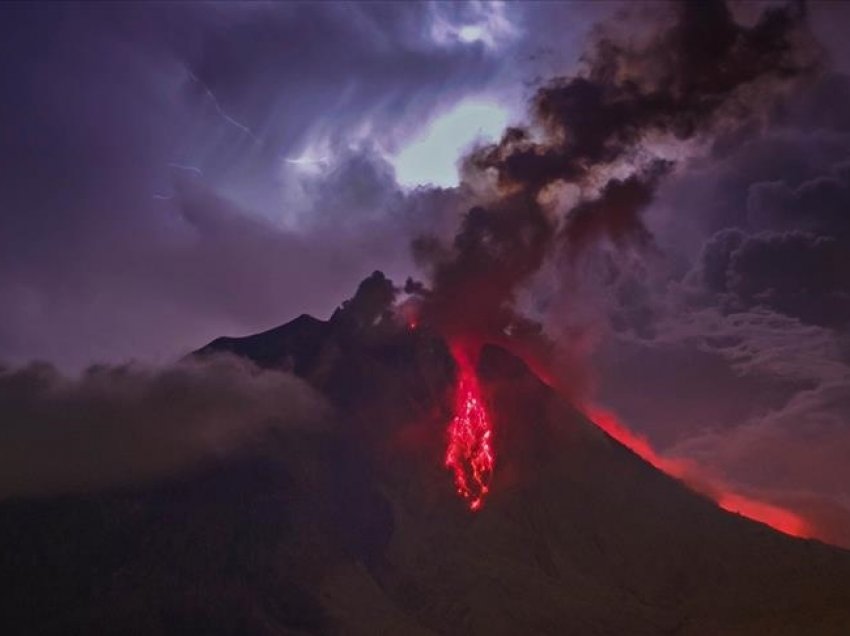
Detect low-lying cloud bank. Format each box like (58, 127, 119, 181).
(0, 355, 328, 498)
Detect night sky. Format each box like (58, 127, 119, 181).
(4, 1, 850, 548)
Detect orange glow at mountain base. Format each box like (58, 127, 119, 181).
(586, 407, 811, 539)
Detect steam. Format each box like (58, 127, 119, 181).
(0, 355, 328, 498)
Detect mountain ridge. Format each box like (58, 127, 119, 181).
(3, 276, 850, 634)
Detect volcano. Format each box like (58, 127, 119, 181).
(3, 272, 850, 635)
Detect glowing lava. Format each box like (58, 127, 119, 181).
(438, 338, 812, 536)
(586, 406, 810, 539)
(445, 344, 494, 511)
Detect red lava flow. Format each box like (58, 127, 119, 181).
(444, 343, 494, 512)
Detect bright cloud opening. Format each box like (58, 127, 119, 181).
(391, 100, 509, 188)
(428, 2, 518, 50)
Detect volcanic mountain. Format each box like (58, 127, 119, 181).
(3, 272, 850, 635)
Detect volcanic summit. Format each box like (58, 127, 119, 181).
(4, 271, 849, 635)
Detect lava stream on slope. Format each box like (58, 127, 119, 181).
(444, 343, 494, 511)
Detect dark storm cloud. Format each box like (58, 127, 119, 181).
(683, 155, 850, 329)
(0, 2, 505, 369)
(774, 72, 850, 133)
(540, 3, 850, 548)
(721, 231, 850, 328)
(0, 354, 327, 498)
(600, 130, 850, 541)
(594, 125, 850, 538)
(748, 160, 850, 235)
(598, 147, 850, 536)
(697, 229, 749, 294)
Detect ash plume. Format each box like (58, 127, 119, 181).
(411, 0, 818, 352)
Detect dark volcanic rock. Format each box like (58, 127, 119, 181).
(4, 299, 850, 634)
(197, 313, 330, 374)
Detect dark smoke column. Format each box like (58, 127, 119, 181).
(408, 0, 817, 511)
(411, 0, 815, 355)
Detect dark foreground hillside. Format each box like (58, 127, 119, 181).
(3, 276, 850, 635)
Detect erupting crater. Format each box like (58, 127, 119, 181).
(444, 343, 494, 511)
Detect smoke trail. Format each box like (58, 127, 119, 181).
(412, 0, 816, 349)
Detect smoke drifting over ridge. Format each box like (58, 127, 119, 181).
(0, 355, 327, 498)
(412, 0, 817, 350)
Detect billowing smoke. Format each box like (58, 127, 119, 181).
(406, 0, 831, 538)
(0, 355, 327, 498)
(411, 0, 817, 355)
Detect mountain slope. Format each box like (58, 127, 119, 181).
(3, 299, 850, 635)
(195, 307, 850, 633)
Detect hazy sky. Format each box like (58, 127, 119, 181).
(0, 1, 614, 369)
(3, 1, 850, 545)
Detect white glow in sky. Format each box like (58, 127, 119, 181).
(392, 100, 509, 188)
(428, 1, 518, 50)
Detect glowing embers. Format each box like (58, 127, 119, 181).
(445, 344, 494, 511)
